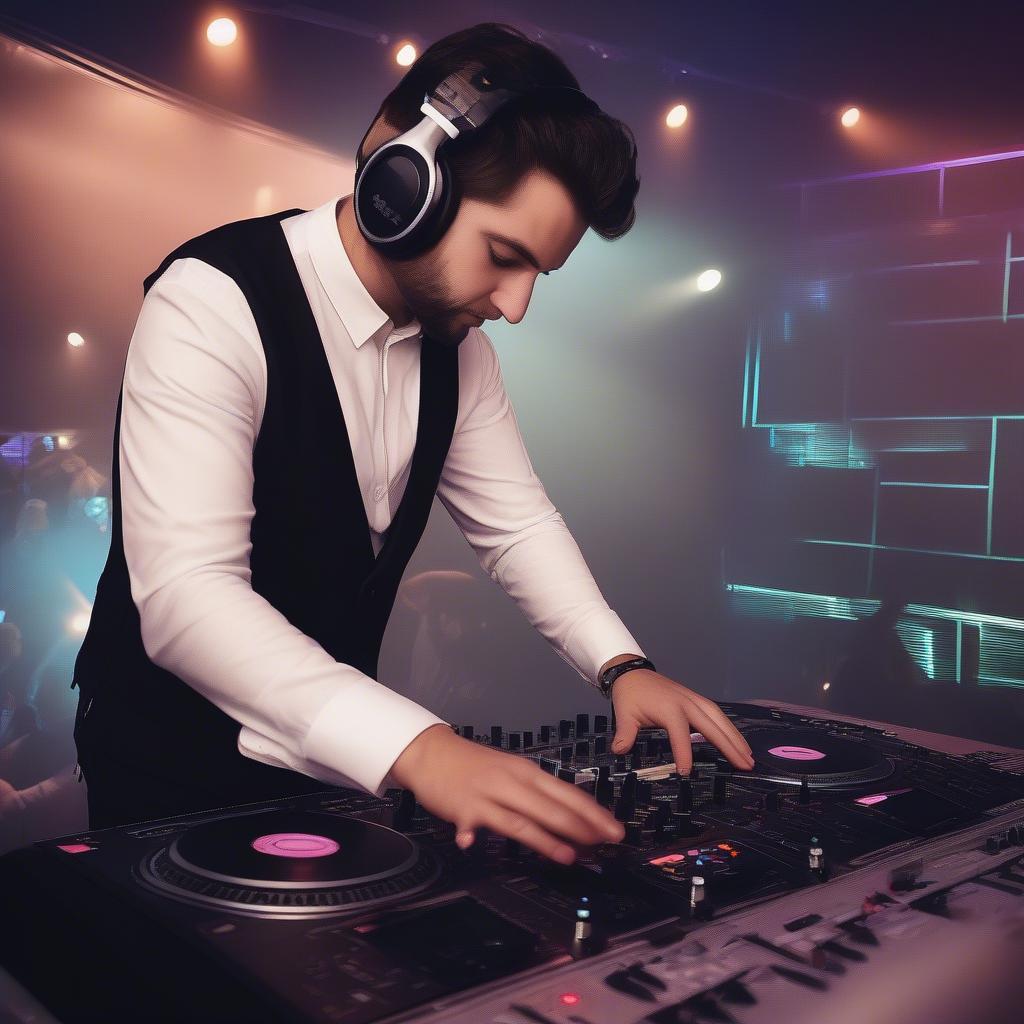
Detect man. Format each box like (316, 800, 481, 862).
(73, 23, 753, 864)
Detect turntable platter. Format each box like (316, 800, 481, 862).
(137, 811, 443, 918)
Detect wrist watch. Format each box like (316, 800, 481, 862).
(597, 657, 656, 699)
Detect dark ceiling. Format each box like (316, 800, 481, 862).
(1, 0, 1022, 222)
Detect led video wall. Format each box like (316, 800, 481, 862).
(727, 150, 1024, 688)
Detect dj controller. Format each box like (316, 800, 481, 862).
(2, 701, 1024, 1023)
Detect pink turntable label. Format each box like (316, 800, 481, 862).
(251, 833, 340, 858)
(767, 745, 827, 761)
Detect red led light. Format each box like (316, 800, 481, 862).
(57, 843, 93, 854)
(717, 843, 732, 850)
(559, 992, 581, 1006)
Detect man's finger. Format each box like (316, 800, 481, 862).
(695, 698, 753, 757)
(530, 773, 626, 842)
(612, 716, 639, 754)
(665, 721, 694, 775)
(686, 702, 755, 770)
(485, 805, 577, 865)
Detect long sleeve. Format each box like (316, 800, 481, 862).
(436, 329, 645, 684)
(119, 257, 446, 797)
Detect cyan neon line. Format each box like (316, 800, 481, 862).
(1002, 232, 1012, 323)
(987, 418, 998, 556)
(726, 583, 1024, 631)
(955, 619, 962, 684)
(751, 330, 762, 427)
(878, 482, 988, 490)
(741, 327, 752, 428)
(801, 538, 1024, 564)
(868, 468, 878, 591)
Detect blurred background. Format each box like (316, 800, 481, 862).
(1, 0, 1022, 850)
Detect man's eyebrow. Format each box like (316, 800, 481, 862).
(486, 232, 556, 274)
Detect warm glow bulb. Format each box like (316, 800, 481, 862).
(396, 43, 417, 66)
(822, 681, 831, 691)
(666, 104, 689, 128)
(67, 332, 85, 348)
(697, 269, 722, 292)
(841, 106, 861, 128)
(207, 18, 238, 47)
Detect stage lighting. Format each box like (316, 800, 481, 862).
(666, 104, 689, 128)
(69, 612, 91, 636)
(206, 18, 238, 47)
(67, 332, 85, 348)
(396, 43, 417, 66)
(841, 106, 861, 128)
(697, 269, 722, 292)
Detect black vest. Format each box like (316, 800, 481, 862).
(73, 208, 459, 808)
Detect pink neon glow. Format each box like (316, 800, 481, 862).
(768, 745, 826, 761)
(648, 853, 686, 866)
(57, 843, 93, 854)
(856, 788, 912, 806)
(251, 832, 340, 858)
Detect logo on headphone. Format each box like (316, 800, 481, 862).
(372, 193, 403, 227)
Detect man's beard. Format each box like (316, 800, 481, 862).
(385, 249, 472, 349)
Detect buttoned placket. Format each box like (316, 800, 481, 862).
(373, 331, 392, 518)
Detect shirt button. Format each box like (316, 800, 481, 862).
(374, 485, 386, 502)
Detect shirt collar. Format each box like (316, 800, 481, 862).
(307, 194, 422, 350)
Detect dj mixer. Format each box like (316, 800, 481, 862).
(1, 701, 1023, 1023)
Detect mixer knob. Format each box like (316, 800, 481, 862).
(621, 771, 639, 803)
(689, 874, 710, 919)
(676, 777, 693, 813)
(808, 838, 826, 878)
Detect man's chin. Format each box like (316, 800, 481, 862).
(421, 320, 471, 349)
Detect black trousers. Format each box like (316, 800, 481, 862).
(73, 692, 329, 830)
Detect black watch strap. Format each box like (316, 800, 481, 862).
(597, 657, 655, 699)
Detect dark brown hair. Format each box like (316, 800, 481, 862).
(362, 23, 640, 240)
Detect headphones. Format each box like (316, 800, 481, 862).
(353, 67, 598, 259)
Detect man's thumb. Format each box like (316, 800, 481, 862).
(612, 720, 638, 754)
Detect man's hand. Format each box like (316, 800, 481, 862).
(609, 669, 755, 774)
(389, 724, 625, 864)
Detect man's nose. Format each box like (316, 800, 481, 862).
(491, 276, 537, 325)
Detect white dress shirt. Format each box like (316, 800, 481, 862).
(118, 193, 644, 797)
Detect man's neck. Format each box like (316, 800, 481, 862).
(336, 196, 414, 328)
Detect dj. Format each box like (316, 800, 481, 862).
(72, 23, 754, 863)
